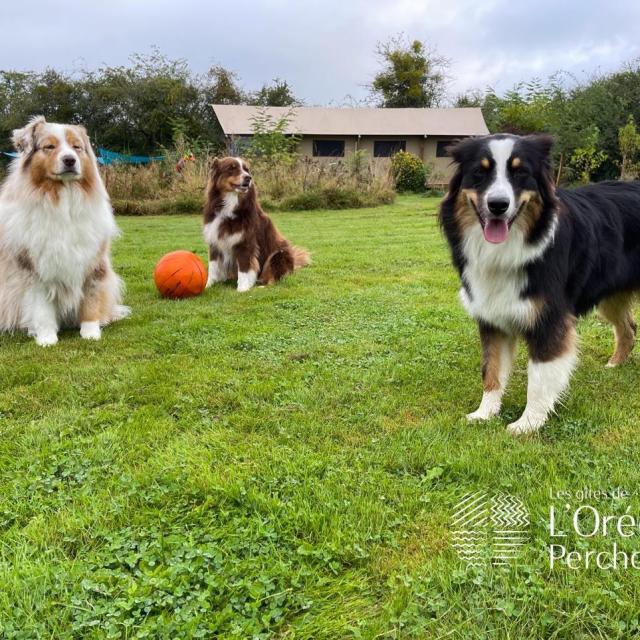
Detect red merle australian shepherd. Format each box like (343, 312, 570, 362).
(203, 157, 310, 292)
(440, 133, 640, 434)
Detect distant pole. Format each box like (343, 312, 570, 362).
(555, 153, 563, 185)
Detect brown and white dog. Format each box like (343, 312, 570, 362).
(203, 157, 310, 292)
(0, 116, 129, 346)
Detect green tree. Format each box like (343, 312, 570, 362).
(453, 90, 483, 108)
(370, 35, 448, 108)
(251, 78, 301, 107)
(76, 50, 219, 153)
(619, 115, 640, 180)
(203, 65, 246, 105)
(569, 126, 608, 183)
(0, 69, 79, 148)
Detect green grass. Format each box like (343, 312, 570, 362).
(2, 195, 640, 638)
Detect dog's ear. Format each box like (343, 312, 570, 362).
(446, 136, 483, 165)
(74, 124, 97, 160)
(12, 115, 46, 154)
(526, 135, 558, 207)
(209, 157, 220, 174)
(524, 134, 554, 162)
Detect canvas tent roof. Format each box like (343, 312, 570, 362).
(212, 105, 489, 137)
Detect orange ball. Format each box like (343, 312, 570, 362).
(153, 250, 207, 299)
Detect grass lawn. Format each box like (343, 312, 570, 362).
(2, 194, 640, 638)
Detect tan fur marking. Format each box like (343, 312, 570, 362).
(561, 320, 578, 357)
(599, 292, 637, 366)
(455, 189, 479, 231)
(80, 249, 111, 323)
(515, 190, 543, 239)
(482, 336, 503, 392)
(481, 330, 517, 392)
(511, 157, 521, 168)
(481, 157, 490, 169)
(28, 154, 63, 204)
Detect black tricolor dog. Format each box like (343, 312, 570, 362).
(440, 133, 640, 434)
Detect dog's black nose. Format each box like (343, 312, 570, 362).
(242, 175, 251, 185)
(62, 155, 76, 168)
(487, 198, 510, 216)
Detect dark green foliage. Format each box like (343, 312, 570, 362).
(251, 78, 302, 107)
(481, 63, 640, 182)
(0, 50, 301, 155)
(390, 151, 427, 192)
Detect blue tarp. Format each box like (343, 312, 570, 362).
(2, 149, 164, 165)
(98, 148, 164, 166)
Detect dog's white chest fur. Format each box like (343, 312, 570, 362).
(459, 224, 542, 332)
(202, 193, 243, 254)
(460, 265, 534, 332)
(2, 187, 115, 287)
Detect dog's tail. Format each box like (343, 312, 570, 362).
(291, 245, 311, 269)
(260, 249, 294, 285)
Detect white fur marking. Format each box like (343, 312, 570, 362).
(80, 320, 101, 340)
(460, 217, 557, 332)
(467, 390, 503, 421)
(507, 350, 577, 434)
(237, 270, 257, 293)
(23, 283, 59, 346)
(203, 193, 244, 283)
(203, 193, 241, 252)
(206, 260, 224, 287)
(35, 331, 58, 347)
(485, 138, 516, 218)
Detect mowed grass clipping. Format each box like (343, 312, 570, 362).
(1, 195, 640, 638)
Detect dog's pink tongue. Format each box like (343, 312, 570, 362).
(483, 218, 509, 244)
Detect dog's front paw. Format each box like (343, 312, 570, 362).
(236, 271, 257, 293)
(466, 409, 496, 422)
(236, 283, 253, 293)
(80, 321, 102, 341)
(466, 391, 501, 422)
(507, 413, 544, 435)
(35, 331, 58, 347)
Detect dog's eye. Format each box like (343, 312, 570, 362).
(43, 144, 56, 151)
(512, 165, 528, 176)
(473, 167, 487, 179)
(73, 145, 83, 151)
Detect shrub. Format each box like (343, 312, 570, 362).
(112, 194, 204, 216)
(390, 150, 427, 192)
(281, 191, 325, 211)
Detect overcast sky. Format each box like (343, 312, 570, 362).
(2, 0, 639, 105)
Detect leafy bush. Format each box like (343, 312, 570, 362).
(245, 108, 300, 162)
(390, 151, 427, 192)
